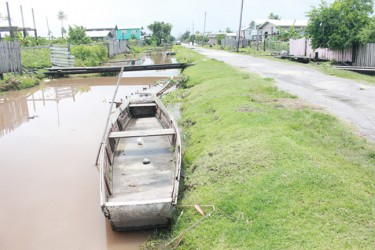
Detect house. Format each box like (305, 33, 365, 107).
(208, 34, 218, 45)
(86, 27, 117, 42)
(241, 20, 265, 41)
(116, 26, 142, 41)
(257, 20, 308, 40)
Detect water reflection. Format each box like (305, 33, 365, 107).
(0, 67, 180, 249)
(0, 50, 180, 249)
(0, 93, 30, 137)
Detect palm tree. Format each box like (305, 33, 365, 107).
(57, 10, 67, 38)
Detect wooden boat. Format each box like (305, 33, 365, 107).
(98, 95, 182, 231)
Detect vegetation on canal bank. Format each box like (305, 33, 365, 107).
(146, 47, 375, 249)
(0, 75, 40, 93)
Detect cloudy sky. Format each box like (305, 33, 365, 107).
(1, 0, 333, 38)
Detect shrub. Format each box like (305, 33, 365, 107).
(70, 44, 108, 66)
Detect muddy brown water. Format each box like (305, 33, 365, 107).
(0, 67, 178, 249)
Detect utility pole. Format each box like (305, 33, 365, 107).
(203, 11, 206, 46)
(6, 2, 14, 38)
(237, 0, 244, 52)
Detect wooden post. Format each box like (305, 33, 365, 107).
(236, 0, 244, 52)
(32, 8, 38, 39)
(20, 5, 27, 38)
(6, 2, 14, 39)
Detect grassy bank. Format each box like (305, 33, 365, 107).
(0, 74, 40, 94)
(153, 47, 375, 249)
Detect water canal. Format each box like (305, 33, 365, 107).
(0, 52, 180, 250)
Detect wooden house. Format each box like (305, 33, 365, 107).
(86, 27, 117, 42)
(116, 27, 142, 41)
(241, 20, 265, 41)
(258, 20, 307, 40)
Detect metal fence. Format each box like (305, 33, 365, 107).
(221, 38, 250, 51)
(50, 46, 75, 67)
(0, 41, 22, 75)
(264, 39, 289, 54)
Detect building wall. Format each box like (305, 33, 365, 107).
(260, 23, 280, 38)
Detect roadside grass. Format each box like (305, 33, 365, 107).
(155, 47, 375, 249)
(237, 47, 375, 85)
(311, 62, 375, 85)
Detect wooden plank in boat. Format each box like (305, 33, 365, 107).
(109, 128, 175, 138)
(129, 103, 157, 108)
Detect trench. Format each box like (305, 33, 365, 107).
(0, 51, 180, 250)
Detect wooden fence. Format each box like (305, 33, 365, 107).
(289, 38, 353, 62)
(50, 47, 75, 67)
(353, 43, 375, 67)
(0, 41, 22, 76)
(107, 40, 129, 57)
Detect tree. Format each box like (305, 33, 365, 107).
(225, 27, 233, 33)
(216, 34, 226, 45)
(358, 16, 375, 43)
(268, 12, 281, 20)
(147, 21, 173, 46)
(306, 0, 373, 50)
(250, 21, 256, 29)
(67, 25, 91, 45)
(57, 10, 67, 38)
(180, 31, 191, 41)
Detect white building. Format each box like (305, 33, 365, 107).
(257, 20, 308, 40)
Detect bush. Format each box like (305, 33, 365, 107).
(70, 44, 108, 66)
(21, 48, 52, 68)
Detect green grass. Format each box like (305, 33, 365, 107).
(21, 48, 52, 68)
(236, 47, 375, 85)
(0, 74, 40, 93)
(311, 62, 375, 85)
(148, 47, 375, 249)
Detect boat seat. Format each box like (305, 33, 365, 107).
(129, 103, 157, 108)
(109, 128, 175, 138)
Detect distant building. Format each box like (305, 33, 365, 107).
(116, 27, 142, 41)
(257, 20, 308, 40)
(241, 20, 265, 41)
(86, 27, 117, 42)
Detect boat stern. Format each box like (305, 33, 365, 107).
(103, 199, 175, 231)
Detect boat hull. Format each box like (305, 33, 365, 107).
(98, 96, 182, 231)
(104, 200, 175, 231)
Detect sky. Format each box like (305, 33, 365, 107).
(0, 0, 334, 38)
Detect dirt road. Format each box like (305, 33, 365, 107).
(189, 46, 375, 143)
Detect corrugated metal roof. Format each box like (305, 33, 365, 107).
(86, 30, 110, 37)
(258, 20, 308, 29)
